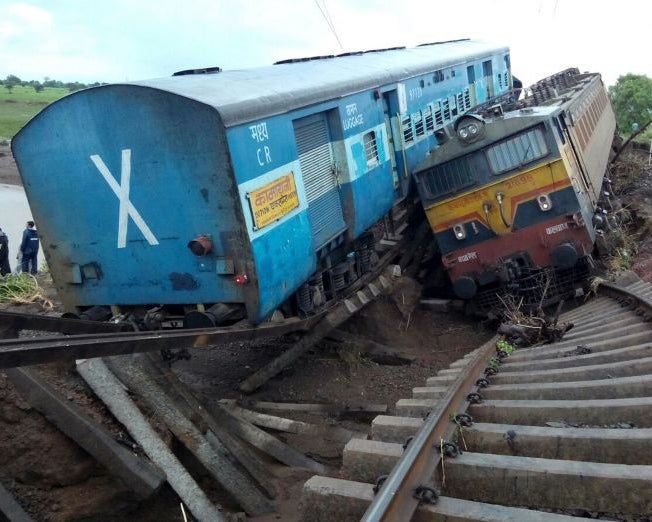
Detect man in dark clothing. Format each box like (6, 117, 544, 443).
(19, 221, 39, 275)
(0, 228, 10, 276)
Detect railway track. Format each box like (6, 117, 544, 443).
(302, 278, 652, 521)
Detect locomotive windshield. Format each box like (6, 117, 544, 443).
(422, 123, 553, 201)
(485, 127, 548, 175)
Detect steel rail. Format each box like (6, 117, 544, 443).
(361, 280, 648, 521)
(0, 310, 129, 334)
(0, 315, 322, 369)
(361, 335, 498, 521)
(597, 281, 652, 313)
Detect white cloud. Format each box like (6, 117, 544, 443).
(0, 0, 650, 86)
(0, 3, 50, 43)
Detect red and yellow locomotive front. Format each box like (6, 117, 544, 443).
(416, 112, 596, 300)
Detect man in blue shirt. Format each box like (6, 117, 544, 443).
(19, 221, 39, 275)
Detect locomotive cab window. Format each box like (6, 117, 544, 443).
(363, 130, 379, 168)
(485, 127, 548, 175)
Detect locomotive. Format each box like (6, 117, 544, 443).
(12, 40, 513, 327)
(413, 68, 616, 312)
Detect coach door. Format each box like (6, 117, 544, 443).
(466, 65, 478, 107)
(293, 113, 346, 249)
(482, 59, 494, 99)
(382, 92, 400, 189)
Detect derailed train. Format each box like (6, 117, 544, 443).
(12, 40, 513, 326)
(414, 68, 616, 311)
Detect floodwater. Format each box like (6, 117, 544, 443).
(0, 184, 33, 271)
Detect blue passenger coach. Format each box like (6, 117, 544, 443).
(12, 40, 512, 325)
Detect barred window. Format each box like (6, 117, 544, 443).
(442, 99, 451, 121)
(402, 115, 413, 143)
(464, 88, 471, 110)
(433, 70, 444, 83)
(414, 111, 424, 137)
(363, 131, 379, 168)
(434, 101, 443, 126)
(486, 128, 548, 175)
(424, 105, 434, 132)
(423, 158, 475, 198)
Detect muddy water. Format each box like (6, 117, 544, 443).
(0, 184, 33, 269)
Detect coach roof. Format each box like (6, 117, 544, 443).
(128, 40, 508, 128)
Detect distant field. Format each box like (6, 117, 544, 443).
(0, 86, 68, 139)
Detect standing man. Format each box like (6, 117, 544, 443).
(19, 221, 39, 275)
(0, 228, 10, 276)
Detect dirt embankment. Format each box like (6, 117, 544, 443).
(0, 143, 21, 187)
(0, 274, 490, 521)
(610, 148, 652, 280)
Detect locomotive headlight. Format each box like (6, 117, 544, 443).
(453, 223, 466, 240)
(537, 194, 552, 212)
(455, 115, 485, 143)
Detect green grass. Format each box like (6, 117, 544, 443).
(0, 85, 68, 139)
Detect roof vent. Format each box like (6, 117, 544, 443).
(274, 55, 335, 65)
(418, 38, 470, 47)
(363, 46, 405, 54)
(173, 66, 222, 76)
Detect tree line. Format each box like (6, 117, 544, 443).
(1, 74, 106, 94)
(608, 74, 652, 137)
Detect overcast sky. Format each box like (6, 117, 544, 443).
(0, 0, 649, 88)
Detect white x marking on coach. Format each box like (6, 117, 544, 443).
(90, 149, 159, 249)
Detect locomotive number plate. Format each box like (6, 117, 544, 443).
(247, 172, 300, 230)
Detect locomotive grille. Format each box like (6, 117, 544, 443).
(473, 259, 591, 314)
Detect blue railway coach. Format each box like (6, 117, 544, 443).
(12, 40, 512, 326)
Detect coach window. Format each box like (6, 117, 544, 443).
(463, 88, 472, 110)
(424, 106, 434, 132)
(363, 131, 379, 168)
(467, 65, 476, 83)
(457, 93, 465, 115)
(442, 99, 451, 121)
(402, 115, 414, 144)
(449, 96, 458, 118)
(433, 101, 443, 127)
(414, 111, 424, 137)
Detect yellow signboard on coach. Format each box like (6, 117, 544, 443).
(248, 172, 300, 230)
